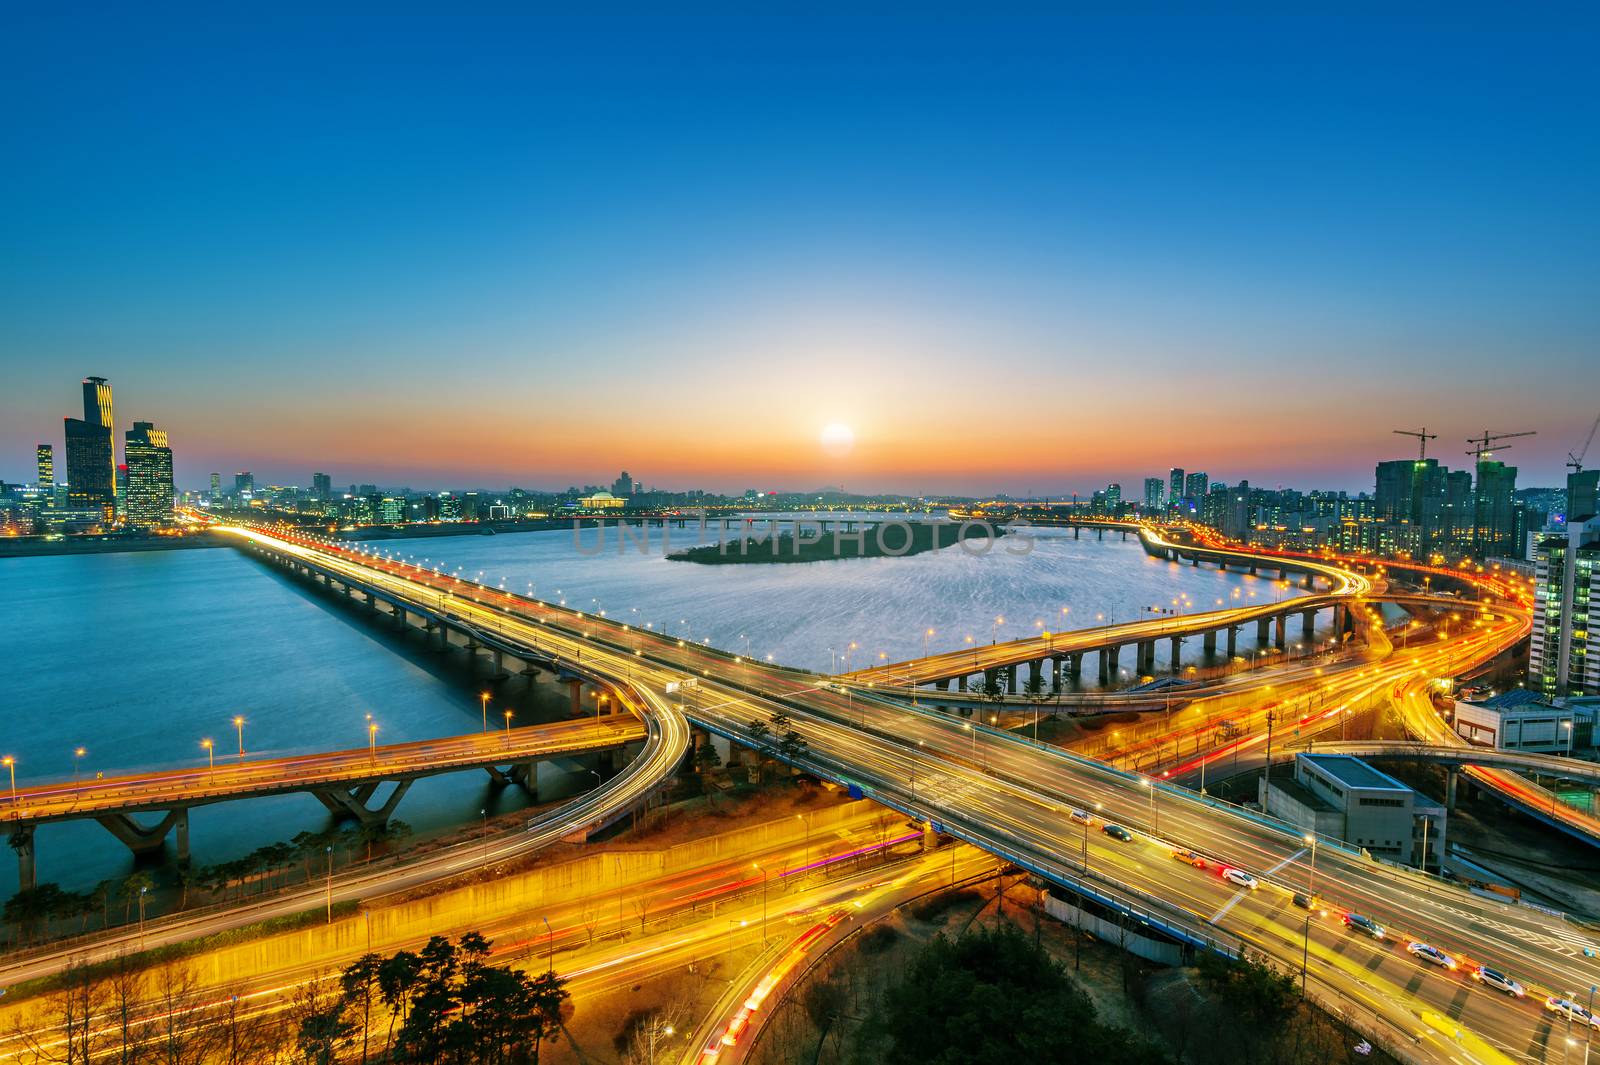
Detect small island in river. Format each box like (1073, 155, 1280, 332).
(667, 520, 1009, 564)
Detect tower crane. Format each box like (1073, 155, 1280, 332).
(1466, 430, 1535, 464)
(1568, 411, 1600, 472)
(1393, 428, 1437, 461)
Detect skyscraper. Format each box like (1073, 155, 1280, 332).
(210, 472, 221, 499)
(1375, 458, 1450, 557)
(1142, 477, 1164, 511)
(124, 421, 174, 529)
(1168, 467, 1185, 505)
(1531, 474, 1600, 698)
(235, 471, 254, 499)
(35, 444, 53, 496)
(313, 472, 332, 500)
(63, 376, 116, 515)
(1473, 460, 1518, 558)
(1184, 471, 1209, 500)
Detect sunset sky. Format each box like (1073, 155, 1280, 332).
(2, 14, 1595, 495)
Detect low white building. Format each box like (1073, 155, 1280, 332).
(1453, 689, 1596, 755)
(1261, 753, 1446, 872)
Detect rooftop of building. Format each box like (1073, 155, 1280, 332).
(1467, 689, 1550, 712)
(1298, 752, 1408, 792)
(1265, 766, 1340, 813)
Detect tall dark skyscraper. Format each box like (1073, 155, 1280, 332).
(63, 375, 116, 515)
(1168, 467, 1185, 505)
(235, 471, 254, 499)
(124, 421, 174, 528)
(1375, 458, 1449, 557)
(1473, 460, 1518, 558)
(35, 443, 53, 495)
(1184, 471, 1209, 500)
(209, 472, 221, 498)
(313, 471, 332, 500)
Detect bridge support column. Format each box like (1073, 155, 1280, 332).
(1027, 659, 1043, 692)
(1302, 573, 1314, 589)
(312, 780, 412, 827)
(1073, 527, 1079, 539)
(935, 677, 951, 692)
(1004, 665, 1017, 693)
(1446, 768, 1459, 811)
(95, 809, 190, 857)
(568, 679, 583, 717)
(957, 674, 968, 692)
(11, 824, 35, 892)
(1248, 564, 1258, 576)
(1218, 560, 1227, 572)
(1226, 626, 1238, 657)
(1096, 527, 1103, 540)
(1301, 609, 1316, 637)
(1067, 653, 1083, 679)
(1191, 554, 1199, 566)
(1099, 645, 1120, 685)
(1203, 630, 1217, 656)
(1050, 657, 1063, 693)
(1273, 614, 1287, 649)
(1168, 636, 1182, 672)
(1136, 641, 1155, 675)
(1256, 618, 1270, 644)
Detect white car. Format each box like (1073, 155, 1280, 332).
(1068, 808, 1093, 825)
(1545, 997, 1600, 1030)
(1406, 942, 1458, 971)
(1470, 966, 1524, 997)
(1222, 868, 1258, 890)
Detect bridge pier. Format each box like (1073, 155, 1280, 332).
(1191, 555, 1199, 566)
(567, 678, 583, 716)
(1067, 653, 1083, 679)
(1073, 527, 1079, 539)
(1168, 635, 1182, 672)
(1099, 645, 1120, 685)
(1135, 641, 1153, 675)
(95, 808, 190, 860)
(1202, 630, 1217, 656)
(1050, 657, 1063, 693)
(1026, 659, 1043, 693)
(1301, 609, 1316, 638)
(1096, 527, 1103, 540)
(1273, 614, 1287, 649)
(10, 824, 35, 892)
(1446, 768, 1458, 811)
(1302, 573, 1314, 589)
(313, 780, 412, 827)
(957, 674, 968, 692)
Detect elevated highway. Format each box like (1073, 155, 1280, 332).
(3, 717, 644, 889)
(197, 521, 1599, 1064)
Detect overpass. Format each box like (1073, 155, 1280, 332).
(117, 521, 1595, 1063)
(3, 716, 644, 889)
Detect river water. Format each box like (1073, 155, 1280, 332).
(0, 524, 1307, 894)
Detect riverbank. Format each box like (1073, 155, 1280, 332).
(669, 520, 1009, 564)
(0, 531, 227, 559)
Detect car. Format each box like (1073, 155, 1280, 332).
(1406, 942, 1458, 971)
(1102, 824, 1133, 842)
(1470, 967, 1524, 997)
(1544, 997, 1600, 1030)
(1342, 913, 1386, 940)
(1171, 849, 1206, 867)
(1291, 892, 1318, 910)
(1222, 868, 1258, 890)
(1069, 808, 1093, 826)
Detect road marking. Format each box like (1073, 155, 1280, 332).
(1211, 848, 1304, 923)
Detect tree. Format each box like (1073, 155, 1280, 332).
(694, 737, 723, 789)
(339, 953, 383, 1065)
(121, 870, 156, 924)
(292, 975, 353, 1065)
(1022, 672, 1045, 702)
(777, 728, 808, 763)
(376, 950, 422, 1054)
(745, 718, 771, 747)
(980, 675, 1005, 705)
(874, 925, 1168, 1065)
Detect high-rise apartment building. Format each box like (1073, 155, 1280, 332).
(1531, 518, 1599, 698)
(1142, 477, 1164, 511)
(35, 444, 53, 496)
(313, 472, 332, 500)
(235, 471, 254, 499)
(124, 421, 174, 529)
(1374, 458, 1455, 558)
(1473, 460, 1519, 558)
(1168, 467, 1185, 505)
(64, 376, 116, 515)
(1184, 471, 1209, 500)
(210, 472, 221, 498)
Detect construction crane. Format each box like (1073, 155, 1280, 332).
(1466, 430, 1535, 465)
(1393, 427, 1437, 461)
(1568, 411, 1600, 472)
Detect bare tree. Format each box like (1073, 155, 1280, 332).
(149, 963, 216, 1065)
(14, 957, 107, 1065)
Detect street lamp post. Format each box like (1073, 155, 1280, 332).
(368, 722, 379, 762)
(542, 915, 554, 973)
(480, 692, 490, 733)
(754, 862, 769, 945)
(73, 747, 86, 784)
(233, 716, 246, 759)
(1143, 778, 1157, 834)
(504, 709, 514, 748)
(1304, 833, 1317, 895)
(325, 845, 333, 923)
(201, 739, 214, 779)
(2, 756, 13, 806)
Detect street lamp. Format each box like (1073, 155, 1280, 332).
(368, 722, 379, 762)
(646, 1018, 676, 1065)
(480, 692, 490, 732)
(233, 715, 246, 759)
(1303, 833, 1317, 895)
(504, 709, 514, 748)
(3, 756, 14, 806)
(1142, 777, 1157, 834)
(73, 747, 86, 784)
(201, 738, 215, 778)
(754, 862, 769, 945)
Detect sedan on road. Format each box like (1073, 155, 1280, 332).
(1544, 997, 1600, 1030)
(1406, 942, 1458, 971)
(1221, 868, 1258, 890)
(1101, 824, 1134, 842)
(1342, 913, 1386, 941)
(1470, 967, 1524, 997)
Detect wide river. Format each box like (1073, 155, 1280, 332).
(0, 523, 1306, 894)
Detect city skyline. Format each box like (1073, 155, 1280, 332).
(3, 15, 1596, 492)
